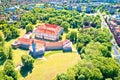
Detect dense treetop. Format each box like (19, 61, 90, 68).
(20, 8, 101, 30)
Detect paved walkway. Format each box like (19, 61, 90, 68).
(15, 64, 22, 70)
(112, 40, 120, 63)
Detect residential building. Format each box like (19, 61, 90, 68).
(111, 14, 120, 25)
(107, 18, 120, 46)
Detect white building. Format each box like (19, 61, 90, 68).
(34, 24, 63, 41)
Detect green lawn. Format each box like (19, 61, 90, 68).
(22, 52, 80, 80)
(12, 49, 29, 66)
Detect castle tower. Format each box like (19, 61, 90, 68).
(32, 40, 36, 55)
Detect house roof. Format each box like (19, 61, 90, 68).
(35, 24, 63, 36)
(18, 38, 32, 45)
(110, 21, 118, 27)
(63, 40, 71, 45)
(46, 41, 63, 47)
(116, 28, 120, 33)
(45, 40, 71, 47)
(34, 39, 45, 46)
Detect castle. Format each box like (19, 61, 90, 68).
(12, 24, 72, 58)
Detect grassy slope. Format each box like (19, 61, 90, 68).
(22, 52, 80, 80)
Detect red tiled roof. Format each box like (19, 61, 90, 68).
(35, 24, 62, 36)
(116, 28, 120, 33)
(45, 29, 57, 35)
(18, 38, 32, 45)
(46, 41, 63, 47)
(63, 40, 71, 45)
(18, 38, 45, 46)
(45, 24, 58, 28)
(110, 21, 117, 27)
(45, 40, 71, 47)
(35, 27, 45, 33)
(34, 40, 45, 46)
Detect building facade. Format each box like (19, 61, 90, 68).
(34, 24, 63, 41)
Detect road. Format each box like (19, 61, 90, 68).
(112, 40, 120, 63)
(112, 45, 120, 63)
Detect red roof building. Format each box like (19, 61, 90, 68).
(18, 38, 32, 45)
(34, 24, 63, 41)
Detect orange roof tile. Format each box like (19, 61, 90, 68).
(116, 28, 120, 33)
(110, 21, 117, 27)
(46, 41, 63, 47)
(34, 40, 45, 45)
(18, 38, 32, 45)
(35, 24, 62, 36)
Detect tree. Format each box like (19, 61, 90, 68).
(92, 57, 120, 79)
(56, 73, 68, 80)
(84, 41, 111, 57)
(21, 55, 34, 70)
(0, 70, 14, 80)
(67, 31, 77, 43)
(79, 67, 92, 80)
(3, 28, 12, 40)
(10, 27, 20, 38)
(25, 23, 33, 33)
(91, 22, 97, 28)
(95, 31, 110, 43)
(77, 34, 91, 46)
(105, 78, 112, 80)
(6, 46, 13, 60)
(66, 66, 78, 80)
(84, 21, 89, 26)
(0, 47, 6, 62)
(76, 43, 84, 53)
(78, 74, 86, 80)
(90, 68, 103, 80)
(0, 31, 4, 46)
(4, 60, 17, 80)
(61, 21, 70, 32)
(0, 31, 6, 62)
(102, 42, 112, 51)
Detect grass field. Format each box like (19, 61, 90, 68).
(22, 52, 80, 80)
